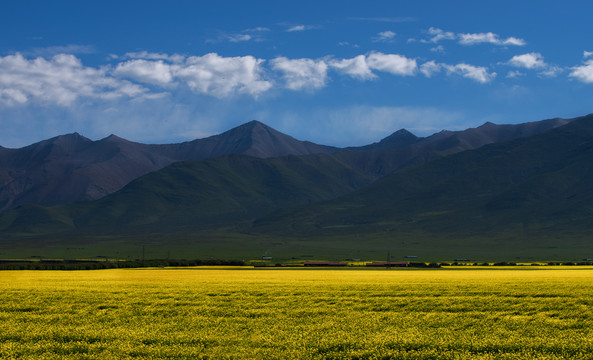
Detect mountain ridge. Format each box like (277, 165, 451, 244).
(0, 113, 592, 260)
(0, 121, 338, 211)
(0, 115, 581, 213)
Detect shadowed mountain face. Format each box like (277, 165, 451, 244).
(175, 120, 337, 159)
(0, 154, 374, 236)
(0, 115, 579, 213)
(333, 116, 574, 178)
(252, 114, 593, 243)
(0, 121, 337, 211)
(0, 114, 591, 260)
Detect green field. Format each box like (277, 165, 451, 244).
(2, 268, 593, 359)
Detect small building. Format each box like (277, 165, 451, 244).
(366, 261, 408, 267)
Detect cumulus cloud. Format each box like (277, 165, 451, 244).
(227, 34, 252, 42)
(502, 37, 527, 46)
(506, 70, 525, 78)
(0, 53, 145, 106)
(422, 28, 525, 47)
(569, 59, 593, 83)
(0, 52, 275, 105)
(423, 27, 455, 43)
(116, 52, 273, 96)
(270, 57, 328, 90)
(508, 53, 546, 69)
(372, 31, 396, 42)
(584, 51, 593, 58)
(538, 65, 563, 78)
(505, 53, 563, 78)
(122, 51, 185, 63)
(366, 52, 417, 76)
(419, 61, 441, 78)
(458, 32, 525, 46)
(443, 63, 496, 83)
(176, 53, 272, 97)
(419, 61, 495, 83)
(114, 59, 175, 86)
(329, 55, 376, 80)
(430, 45, 445, 53)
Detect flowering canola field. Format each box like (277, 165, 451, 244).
(1, 268, 593, 359)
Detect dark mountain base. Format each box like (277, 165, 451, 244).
(1, 229, 590, 263)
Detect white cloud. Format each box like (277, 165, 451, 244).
(419, 61, 441, 77)
(458, 32, 525, 46)
(502, 37, 527, 46)
(122, 51, 185, 63)
(366, 52, 417, 76)
(270, 57, 328, 90)
(421, 28, 525, 47)
(569, 59, 593, 83)
(329, 55, 376, 80)
(419, 61, 495, 83)
(227, 34, 252, 42)
(538, 65, 563, 78)
(508, 53, 546, 69)
(423, 27, 455, 43)
(506, 53, 563, 78)
(286, 25, 316, 32)
(114, 53, 274, 97)
(373, 31, 396, 42)
(0, 53, 146, 106)
(287, 25, 305, 32)
(430, 45, 445, 53)
(114, 59, 175, 86)
(584, 51, 593, 58)
(338, 41, 359, 48)
(208, 27, 269, 43)
(176, 53, 272, 97)
(443, 63, 496, 83)
(246, 27, 270, 32)
(506, 70, 525, 78)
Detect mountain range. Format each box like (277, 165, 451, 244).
(0, 120, 336, 212)
(0, 114, 589, 261)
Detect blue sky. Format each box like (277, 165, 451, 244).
(1, 0, 592, 148)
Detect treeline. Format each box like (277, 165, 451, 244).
(0, 259, 246, 270)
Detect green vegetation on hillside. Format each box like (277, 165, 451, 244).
(1, 115, 593, 261)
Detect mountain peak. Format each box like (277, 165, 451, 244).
(232, 120, 276, 137)
(379, 128, 417, 142)
(52, 132, 89, 141)
(478, 121, 497, 128)
(197, 120, 336, 158)
(101, 134, 132, 143)
(347, 128, 419, 151)
(244, 119, 266, 127)
(42, 133, 92, 150)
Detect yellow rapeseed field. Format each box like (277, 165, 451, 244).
(1, 267, 593, 359)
